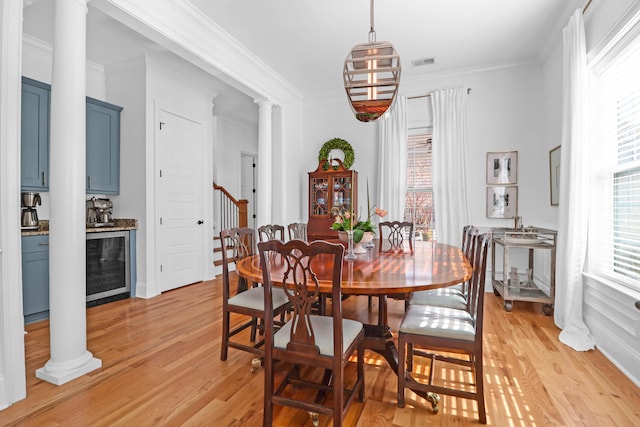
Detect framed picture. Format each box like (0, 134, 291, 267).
(487, 186, 518, 218)
(549, 145, 561, 206)
(486, 151, 518, 185)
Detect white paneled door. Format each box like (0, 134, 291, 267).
(156, 108, 205, 293)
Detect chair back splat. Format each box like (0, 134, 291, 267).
(287, 222, 308, 242)
(378, 221, 414, 251)
(258, 224, 285, 242)
(258, 239, 365, 427)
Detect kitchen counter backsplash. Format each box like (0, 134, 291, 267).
(21, 218, 138, 236)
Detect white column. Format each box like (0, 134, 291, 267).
(0, 0, 28, 406)
(36, 0, 101, 385)
(255, 99, 273, 228)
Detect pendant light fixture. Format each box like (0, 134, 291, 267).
(344, 0, 401, 122)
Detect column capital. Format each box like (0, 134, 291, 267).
(62, 0, 89, 13)
(254, 99, 274, 110)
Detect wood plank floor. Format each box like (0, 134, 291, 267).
(3, 276, 640, 426)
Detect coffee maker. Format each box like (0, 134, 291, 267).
(86, 197, 114, 227)
(21, 192, 41, 229)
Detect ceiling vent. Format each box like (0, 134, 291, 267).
(411, 57, 435, 67)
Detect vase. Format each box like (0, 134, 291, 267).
(338, 231, 374, 254)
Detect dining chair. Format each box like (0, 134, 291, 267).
(397, 233, 490, 423)
(369, 220, 415, 310)
(378, 220, 414, 251)
(219, 227, 291, 372)
(408, 225, 478, 308)
(287, 222, 308, 241)
(257, 224, 285, 242)
(258, 239, 365, 427)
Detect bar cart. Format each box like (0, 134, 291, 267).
(490, 227, 557, 315)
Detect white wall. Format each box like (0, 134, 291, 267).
(302, 97, 378, 225)
(303, 62, 551, 233)
(214, 116, 258, 198)
(106, 54, 221, 297)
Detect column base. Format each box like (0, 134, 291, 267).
(35, 351, 102, 386)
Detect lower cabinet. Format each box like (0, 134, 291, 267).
(22, 235, 50, 324)
(21, 230, 137, 324)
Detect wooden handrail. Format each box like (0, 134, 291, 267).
(213, 182, 249, 230)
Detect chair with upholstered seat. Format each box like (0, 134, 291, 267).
(369, 221, 415, 310)
(219, 227, 291, 371)
(258, 239, 365, 427)
(258, 224, 285, 242)
(398, 233, 490, 423)
(287, 222, 308, 241)
(408, 225, 477, 308)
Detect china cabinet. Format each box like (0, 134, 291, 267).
(307, 159, 357, 241)
(490, 227, 556, 315)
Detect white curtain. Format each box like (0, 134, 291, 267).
(431, 88, 469, 246)
(377, 96, 407, 221)
(555, 9, 595, 351)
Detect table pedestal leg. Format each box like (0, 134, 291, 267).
(362, 295, 441, 407)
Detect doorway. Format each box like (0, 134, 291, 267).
(240, 153, 257, 230)
(155, 107, 205, 292)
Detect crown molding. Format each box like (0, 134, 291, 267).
(22, 33, 104, 75)
(91, 0, 303, 108)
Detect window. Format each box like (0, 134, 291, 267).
(404, 130, 434, 240)
(590, 34, 640, 290)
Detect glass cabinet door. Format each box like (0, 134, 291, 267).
(331, 176, 352, 212)
(311, 178, 328, 215)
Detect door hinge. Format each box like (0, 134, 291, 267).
(160, 217, 163, 225)
(159, 121, 166, 130)
(159, 170, 162, 178)
(160, 264, 163, 272)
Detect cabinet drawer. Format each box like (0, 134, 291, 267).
(22, 235, 49, 253)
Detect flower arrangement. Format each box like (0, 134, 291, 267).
(331, 181, 387, 243)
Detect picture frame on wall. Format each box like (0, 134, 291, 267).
(486, 151, 518, 185)
(487, 186, 518, 218)
(549, 145, 561, 206)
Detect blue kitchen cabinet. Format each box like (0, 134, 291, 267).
(21, 77, 50, 191)
(86, 97, 122, 194)
(21, 235, 50, 324)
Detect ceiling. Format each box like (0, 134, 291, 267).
(23, 0, 583, 100)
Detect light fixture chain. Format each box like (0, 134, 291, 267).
(369, 0, 376, 43)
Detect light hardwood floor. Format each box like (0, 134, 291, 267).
(3, 276, 640, 426)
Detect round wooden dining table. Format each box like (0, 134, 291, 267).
(236, 241, 472, 399)
(236, 241, 471, 296)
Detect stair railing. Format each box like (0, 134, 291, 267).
(213, 182, 249, 231)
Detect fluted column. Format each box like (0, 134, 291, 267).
(255, 99, 273, 228)
(36, 0, 101, 385)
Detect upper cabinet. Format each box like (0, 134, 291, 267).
(20, 77, 123, 194)
(21, 77, 50, 191)
(86, 97, 122, 194)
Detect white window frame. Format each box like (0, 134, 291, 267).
(588, 26, 640, 292)
(405, 127, 434, 240)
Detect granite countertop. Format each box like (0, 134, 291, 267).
(21, 219, 138, 236)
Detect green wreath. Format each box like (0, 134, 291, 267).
(318, 138, 355, 170)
